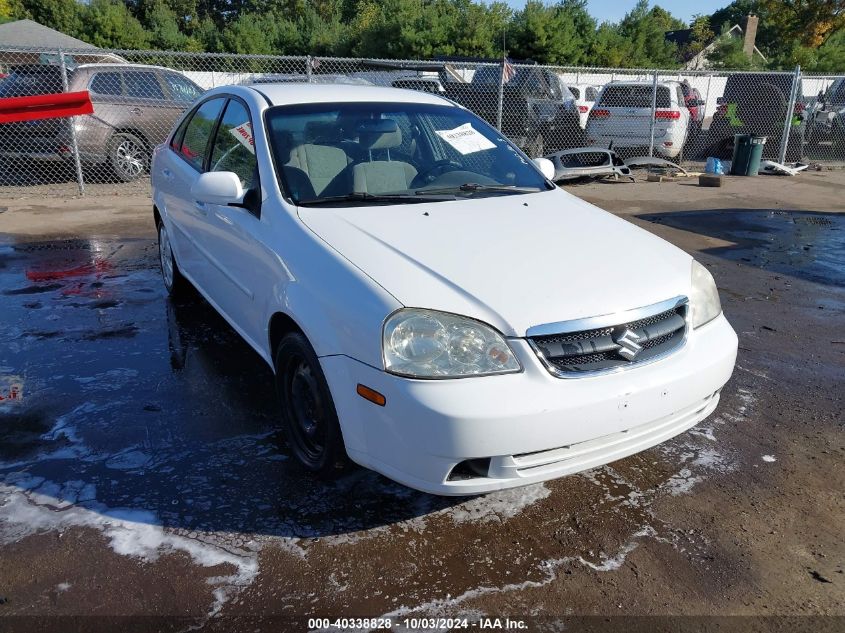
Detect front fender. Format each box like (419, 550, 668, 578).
(264, 238, 401, 370)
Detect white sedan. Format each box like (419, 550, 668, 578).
(151, 83, 737, 495)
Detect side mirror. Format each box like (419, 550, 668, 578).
(533, 157, 555, 180)
(191, 171, 244, 206)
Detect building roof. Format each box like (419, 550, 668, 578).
(665, 29, 694, 48)
(0, 19, 97, 50)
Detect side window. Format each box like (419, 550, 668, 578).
(163, 72, 203, 103)
(209, 99, 257, 189)
(89, 72, 122, 96)
(170, 113, 191, 151)
(124, 71, 165, 100)
(178, 98, 225, 170)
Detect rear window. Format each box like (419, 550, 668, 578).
(569, 86, 581, 100)
(599, 85, 671, 108)
(90, 72, 123, 96)
(124, 71, 165, 99)
(585, 87, 598, 101)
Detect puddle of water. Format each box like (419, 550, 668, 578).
(638, 210, 845, 287)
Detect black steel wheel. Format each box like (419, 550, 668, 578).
(275, 332, 347, 476)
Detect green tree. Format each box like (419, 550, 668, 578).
(589, 22, 634, 67)
(219, 11, 278, 54)
(509, 0, 597, 65)
(141, 0, 196, 50)
(615, 0, 681, 67)
(80, 0, 151, 49)
(812, 28, 845, 70)
(17, 0, 81, 35)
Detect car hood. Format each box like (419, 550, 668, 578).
(297, 189, 692, 337)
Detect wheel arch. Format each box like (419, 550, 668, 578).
(268, 311, 306, 369)
(110, 127, 152, 150)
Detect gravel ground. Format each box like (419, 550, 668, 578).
(0, 173, 842, 631)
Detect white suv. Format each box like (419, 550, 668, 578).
(563, 81, 600, 128)
(586, 80, 691, 158)
(151, 83, 737, 495)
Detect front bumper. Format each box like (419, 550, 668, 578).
(320, 313, 737, 495)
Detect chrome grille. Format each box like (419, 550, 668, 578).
(528, 298, 688, 377)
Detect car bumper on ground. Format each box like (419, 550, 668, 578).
(321, 313, 737, 496)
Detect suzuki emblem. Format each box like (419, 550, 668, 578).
(614, 328, 643, 361)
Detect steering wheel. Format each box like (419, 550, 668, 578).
(412, 160, 462, 186)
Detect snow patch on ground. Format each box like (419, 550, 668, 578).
(577, 526, 656, 571)
(0, 482, 258, 618)
(442, 483, 551, 524)
(761, 454, 777, 463)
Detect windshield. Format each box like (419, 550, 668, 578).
(264, 101, 551, 205)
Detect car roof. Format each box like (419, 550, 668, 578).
(75, 63, 180, 72)
(246, 82, 453, 107)
(605, 80, 681, 88)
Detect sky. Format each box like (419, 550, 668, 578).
(503, 1, 731, 26)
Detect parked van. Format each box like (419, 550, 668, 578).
(586, 80, 690, 158)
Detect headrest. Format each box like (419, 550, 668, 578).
(357, 119, 402, 150)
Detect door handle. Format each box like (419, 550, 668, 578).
(194, 200, 208, 215)
(130, 107, 142, 115)
(161, 168, 173, 181)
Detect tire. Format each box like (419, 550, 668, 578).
(107, 132, 148, 182)
(275, 332, 348, 477)
(157, 220, 187, 297)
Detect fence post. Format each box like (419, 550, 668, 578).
(59, 50, 85, 196)
(779, 65, 801, 164)
(306, 55, 313, 83)
(496, 61, 504, 131)
(648, 69, 659, 157)
(703, 73, 713, 121)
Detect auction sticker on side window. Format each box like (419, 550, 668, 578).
(435, 122, 496, 155)
(229, 122, 255, 154)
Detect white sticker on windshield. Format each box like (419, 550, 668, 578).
(435, 123, 496, 155)
(229, 121, 255, 154)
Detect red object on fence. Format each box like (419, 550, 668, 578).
(0, 90, 93, 124)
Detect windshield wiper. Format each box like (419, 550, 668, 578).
(415, 183, 542, 196)
(297, 192, 456, 206)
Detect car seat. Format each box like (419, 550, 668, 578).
(351, 120, 417, 194)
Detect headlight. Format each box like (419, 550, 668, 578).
(383, 309, 521, 378)
(690, 260, 722, 328)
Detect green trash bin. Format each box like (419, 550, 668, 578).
(730, 134, 767, 176)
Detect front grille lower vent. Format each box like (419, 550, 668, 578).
(528, 300, 688, 377)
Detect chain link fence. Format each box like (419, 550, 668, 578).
(0, 45, 843, 197)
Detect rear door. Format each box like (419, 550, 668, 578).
(120, 69, 175, 148)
